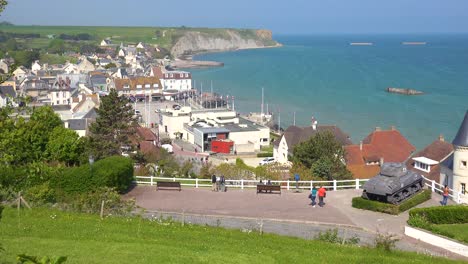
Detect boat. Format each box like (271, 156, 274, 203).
(386, 87, 424, 95)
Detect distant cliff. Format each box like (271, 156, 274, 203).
(170, 29, 280, 58)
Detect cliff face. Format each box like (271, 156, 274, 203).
(171, 29, 279, 58)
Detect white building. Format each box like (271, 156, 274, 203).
(150, 66, 192, 91)
(441, 111, 468, 203)
(31, 60, 42, 74)
(159, 107, 270, 153)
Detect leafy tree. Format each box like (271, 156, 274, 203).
(292, 131, 351, 180)
(48, 39, 66, 54)
(11, 50, 40, 67)
(88, 89, 135, 160)
(46, 126, 85, 166)
(0, 0, 7, 14)
(16, 254, 67, 264)
(5, 38, 17, 50)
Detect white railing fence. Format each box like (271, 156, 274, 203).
(135, 176, 368, 191)
(135, 175, 466, 204)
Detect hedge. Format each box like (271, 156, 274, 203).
(257, 152, 274, 158)
(408, 205, 468, 225)
(352, 189, 431, 215)
(52, 156, 134, 194)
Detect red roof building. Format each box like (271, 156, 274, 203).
(345, 126, 416, 179)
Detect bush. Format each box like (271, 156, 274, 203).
(374, 233, 399, 252)
(23, 182, 56, 205)
(52, 156, 134, 194)
(408, 205, 468, 225)
(315, 228, 360, 245)
(57, 187, 135, 215)
(352, 190, 431, 215)
(257, 152, 273, 158)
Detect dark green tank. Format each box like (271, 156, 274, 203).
(362, 162, 424, 204)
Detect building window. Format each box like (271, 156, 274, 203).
(136, 84, 142, 89)
(153, 84, 159, 88)
(461, 160, 467, 169)
(170, 74, 174, 78)
(462, 183, 466, 195)
(415, 161, 430, 172)
(145, 84, 150, 88)
(56, 92, 59, 97)
(124, 85, 130, 89)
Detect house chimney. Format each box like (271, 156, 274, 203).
(311, 116, 317, 130)
(379, 157, 384, 166)
(439, 134, 444, 142)
(390, 125, 396, 131)
(359, 141, 363, 151)
(375, 127, 381, 131)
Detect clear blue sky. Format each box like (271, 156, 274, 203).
(2, 0, 467, 34)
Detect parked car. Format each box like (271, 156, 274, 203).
(172, 104, 181, 110)
(135, 110, 142, 116)
(259, 157, 275, 166)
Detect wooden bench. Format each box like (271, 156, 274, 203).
(156, 181, 181, 191)
(256, 185, 281, 195)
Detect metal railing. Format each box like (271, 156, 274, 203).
(135, 175, 466, 204)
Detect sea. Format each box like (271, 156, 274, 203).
(188, 34, 468, 150)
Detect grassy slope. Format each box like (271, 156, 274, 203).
(0, 25, 272, 51)
(432, 224, 468, 244)
(0, 208, 463, 264)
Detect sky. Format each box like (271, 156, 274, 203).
(2, 0, 468, 34)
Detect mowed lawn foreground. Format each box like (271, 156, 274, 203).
(0, 208, 463, 264)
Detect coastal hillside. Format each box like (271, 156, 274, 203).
(0, 25, 280, 58)
(171, 29, 280, 57)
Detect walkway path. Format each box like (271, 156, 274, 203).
(125, 186, 464, 260)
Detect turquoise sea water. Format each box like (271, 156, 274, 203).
(189, 34, 468, 149)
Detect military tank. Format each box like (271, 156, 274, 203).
(362, 162, 424, 204)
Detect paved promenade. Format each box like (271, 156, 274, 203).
(125, 186, 464, 260)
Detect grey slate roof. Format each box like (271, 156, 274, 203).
(452, 111, 468, 147)
(0, 85, 16, 98)
(278, 125, 353, 149)
(68, 119, 87, 130)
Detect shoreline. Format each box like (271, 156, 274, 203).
(170, 42, 283, 69)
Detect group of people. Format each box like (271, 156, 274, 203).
(309, 186, 327, 208)
(211, 174, 226, 192)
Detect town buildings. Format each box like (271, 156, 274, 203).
(345, 127, 415, 179)
(273, 120, 352, 164)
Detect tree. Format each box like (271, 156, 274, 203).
(11, 50, 40, 67)
(88, 89, 135, 160)
(0, 0, 7, 14)
(46, 126, 85, 166)
(292, 131, 351, 180)
(5, 38, 17, 51)
(48, 39, 66, 55)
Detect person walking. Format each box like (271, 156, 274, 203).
(211, 174, 217, 192)
(310, 186, 318, 207)
(441, 185, 449, 206)
(318, 186, 326, 207)
(220, 175, 226, 192)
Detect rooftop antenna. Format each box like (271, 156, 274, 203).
(211, 80, 213, 109)
(278, 108, 281, 134)
(293, 111, 296, 126)
(200, 82, 203, 108)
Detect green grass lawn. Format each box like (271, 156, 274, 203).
(0, 208, 463, 264)
(431, 224, 468, 244)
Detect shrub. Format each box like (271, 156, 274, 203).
(257, 152, 273, 158)
(374, 233, 399, 252)
(23, 182, 56, 205)
(352, 190, 431, 215)
(52, 156, 134, 194)
(56, 187, 135, 215)
(408, 205, 468, 225)
(315, 228, 360, 245)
